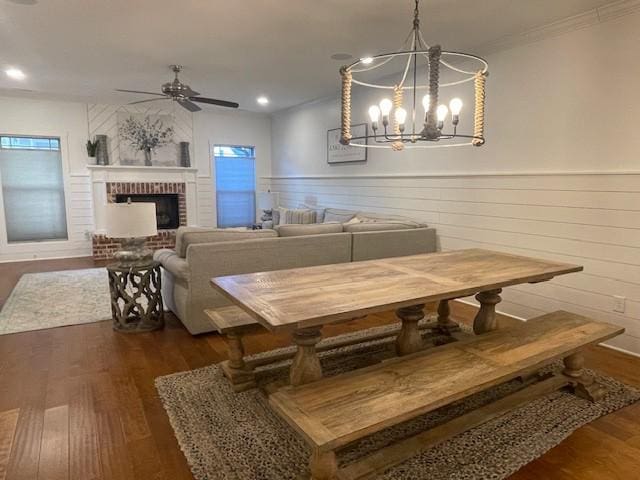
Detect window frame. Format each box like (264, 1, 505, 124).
(212, 143, 257, 228)
(0, 132, 72, 249)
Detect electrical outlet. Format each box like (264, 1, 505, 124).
(613, 295, 626, 313)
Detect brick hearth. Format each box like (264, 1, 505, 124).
(92, 182, 187, 261)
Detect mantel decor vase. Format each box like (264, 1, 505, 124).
(179, 142, 191, 167)
(144, 148, 152, 166)
(95, 135, 109, 166)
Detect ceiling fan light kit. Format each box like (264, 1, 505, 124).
(339, 0, 489, 150)
(116, 65, 239, 112)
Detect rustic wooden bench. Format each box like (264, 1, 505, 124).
(269, 311, 623, 480)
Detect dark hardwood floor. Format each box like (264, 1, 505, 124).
(0, 257, 638, 480)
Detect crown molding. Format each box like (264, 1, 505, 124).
(478, 0, 640, 55)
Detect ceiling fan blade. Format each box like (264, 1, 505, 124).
(182, 87, 200, 97)
(178, 99, 202, 112)
(190, 97, 239, 109)
(127, 98, 168, 105)
(115, 89, 166, 96)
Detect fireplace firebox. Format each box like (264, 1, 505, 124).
(115, 193, 180, 230)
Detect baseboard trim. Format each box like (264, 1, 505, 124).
(0, 253, 93, 264)
(600, 342, 640, 359)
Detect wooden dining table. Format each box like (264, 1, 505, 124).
(211, 248, 582, 386)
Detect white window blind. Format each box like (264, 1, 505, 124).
(0, 136, 68, 243)
(214, 145, 256, 228)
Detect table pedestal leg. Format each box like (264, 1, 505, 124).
(290, 327, 323, 386)
(395, 304, 425, 356)
(435, 299, 460, 334)
(563, 352, 607, 402)
(473, 289, 502, 334)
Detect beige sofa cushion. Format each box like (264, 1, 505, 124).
(351, 228, 437, 261)
(323, 208, 357, 223)
(278, 207, 317, 225)
(276, 222, 343, 237)
(175, 227, 277, 257)
(343, 222, 414, 232)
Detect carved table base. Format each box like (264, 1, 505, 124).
(290, 327, 323, 386)
(473, 289, 503, 334)
(434, 299, 461, 334)
(107, 261, 164, 333)
(395, 304, 425, 356)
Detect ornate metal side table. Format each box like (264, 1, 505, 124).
(107, 260, 164, 332)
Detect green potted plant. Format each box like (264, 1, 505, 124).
(86, 138, 99, 158)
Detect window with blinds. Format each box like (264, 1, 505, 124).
(0, 135, 68, 243)
(214, 145, 256, 228)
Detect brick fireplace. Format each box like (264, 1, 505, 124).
(92, 181, 187, 260)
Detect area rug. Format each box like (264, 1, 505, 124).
(0, 268, 111, 335)
(156, 325, 640, 480)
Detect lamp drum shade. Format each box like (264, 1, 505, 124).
(105, 202, 158, 239)
(258, 191, 280, 210)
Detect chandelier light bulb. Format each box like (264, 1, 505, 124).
(449, 98, 463, 115)
(368, 105, 381, 129)
(379, 98, 393, 117)
(422, 94, 431, 113)
(361, 57, 374, 65)
(394, 107, 407, 125)
(436, 104, 449, 122)
(368, 105, 381, 122)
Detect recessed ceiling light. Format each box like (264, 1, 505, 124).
(330, 53, 353, 61)
(256, 96, 269, 106)
(5, 68, 26, 80)
(361, 57, 374, 65)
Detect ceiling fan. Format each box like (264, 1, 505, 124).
(115, 65, 239, 112)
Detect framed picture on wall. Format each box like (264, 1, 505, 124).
(327, 124, 367, 164)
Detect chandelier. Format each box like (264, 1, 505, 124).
(339, 0, 489, 150)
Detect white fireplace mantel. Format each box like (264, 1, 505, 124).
(88, 164, 198, 233)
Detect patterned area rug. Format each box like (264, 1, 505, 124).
(156, 325, 640, 480)
(0, 268, 111, 335)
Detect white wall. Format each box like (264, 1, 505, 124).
(269, 12, 640, 355)
(0, 95, 271, 260)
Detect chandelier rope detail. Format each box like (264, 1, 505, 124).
(339, 0, 489, 150)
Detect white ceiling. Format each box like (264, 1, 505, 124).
(0, 0, 615, 112)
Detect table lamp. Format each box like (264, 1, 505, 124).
(258, 191, 280, 223)
(105, 200, 158, 265)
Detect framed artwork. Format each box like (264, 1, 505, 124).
(117, 112, 177, 166)
(327, 123, 367, 164)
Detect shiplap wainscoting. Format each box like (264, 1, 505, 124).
(265, 172, 640, 356)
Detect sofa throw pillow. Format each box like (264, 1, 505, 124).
(278, 207, 317, 225)
(323, 208, 357, 223)
(299, 203, 326, 223)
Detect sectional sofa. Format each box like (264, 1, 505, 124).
(154, 208, 437, 334)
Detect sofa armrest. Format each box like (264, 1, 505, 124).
(153, 248, 190, 281)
